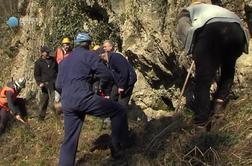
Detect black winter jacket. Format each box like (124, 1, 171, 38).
(34, 56, 58, 89)
(107, 52, 137, 89)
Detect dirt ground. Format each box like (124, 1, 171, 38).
(0, 88, 252, 166)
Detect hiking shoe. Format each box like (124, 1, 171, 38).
(110, 143, 125, 159)
(212, 100, 226, 118)
(193, 115, 209, 126)
(192, 117, 212, 133)
(90, 134, 112, 152)
(120, 129, 136, 149)
(213, 101, 225, 112)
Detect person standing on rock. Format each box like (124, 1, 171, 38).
(57, 32, 133, 165)
(0, 78, 27, 134)
(176, 0, 249, 125)
(34, 46, 58, 121)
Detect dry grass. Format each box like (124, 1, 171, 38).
(0, 94, 252, 165)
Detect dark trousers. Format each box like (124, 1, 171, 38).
(92, 79, 114, 96)
(39, 86, 55, 119)
(110, 85, 134, 110)
(0, 108, 11, 134)
(0, 98, 26, 134)
(15, 98, 27, 117)
(59, 95, 129, 166)
(193, 22, 245, 121)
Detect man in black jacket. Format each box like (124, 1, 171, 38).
(34, 46, 58, 120)
(100, 51, 137, 110)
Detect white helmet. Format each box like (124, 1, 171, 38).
(14, 77, 26, 90)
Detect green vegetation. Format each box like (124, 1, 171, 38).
(39, 0, 122, 50)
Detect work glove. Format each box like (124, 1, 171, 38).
(39, 83, 45, 88)
(118, 88, 124, 95)
(15, 114, 26, 124)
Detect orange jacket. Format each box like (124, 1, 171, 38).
(0, 86, 18, 112)
(55, 48, 70, 64)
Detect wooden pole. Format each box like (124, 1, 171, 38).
(175, 61, 195, 112)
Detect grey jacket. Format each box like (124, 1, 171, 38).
(177, 3, 249, 55)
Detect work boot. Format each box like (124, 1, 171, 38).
(90, 134, 111, 152)
(192, 116, 212, 134)
(120, 129, 136, 149)
(193, 115, 210, 126)
(212, 99, 226, 118)
(110, 143, 125, 159)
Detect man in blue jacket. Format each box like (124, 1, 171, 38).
(100, 50, 137, 109)
(57, 33, 131, 165)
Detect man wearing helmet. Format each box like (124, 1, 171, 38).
(0, 78, 26, 134)
(55, 37, 72, 64)
(54, 38, 72, 113)
(57, 32, 133, 165)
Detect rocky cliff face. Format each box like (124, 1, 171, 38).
(112, 0, 252, 116)
(1, 0, 252, 117)
(114, 0, 189, 112)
